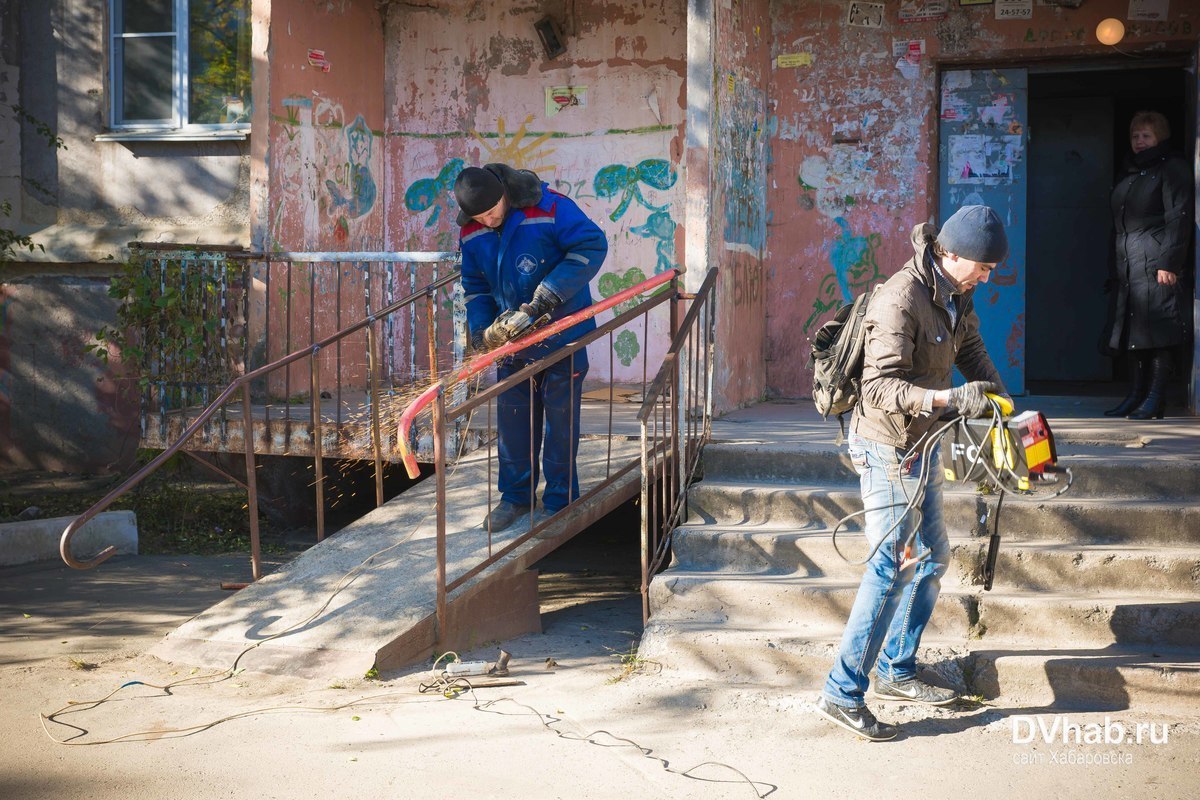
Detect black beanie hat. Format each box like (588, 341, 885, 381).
(454, 167, 505, 217)
(937, 205, 1009, 263)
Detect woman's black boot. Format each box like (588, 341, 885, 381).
(1104, 355, 1148, 417)
(1127, 350, 1169, 420)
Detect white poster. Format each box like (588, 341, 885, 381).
(847, 1, 885, 28)
(995, 0, 1033, 20)
(899, 0, 948, 23)
(1128, 0, 1169, 21)
(948, 134, 1023, 185)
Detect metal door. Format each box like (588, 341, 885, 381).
(939, 68, 1028, 395)
(1026, 94, 1114, 384)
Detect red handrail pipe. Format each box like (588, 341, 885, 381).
(396, 268, 680, 479)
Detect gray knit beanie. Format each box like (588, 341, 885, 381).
(937, 205, 1009, 263)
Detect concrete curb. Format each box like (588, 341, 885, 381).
(0, 511, 138, 566)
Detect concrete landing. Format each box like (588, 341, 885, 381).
(151, 437, 642, 678)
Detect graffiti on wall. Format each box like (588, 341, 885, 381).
(325, 114, 378, 219)
(593, 159, 677, 222)
(630, 210, 678, 274)
(273, 95, 381, 248)
(404, 158, 465, 227)
(719, 77, 767, 251)
(472, 114, 557, 175)
(803, 217, 885, 334)
(389, 120, 682, 382)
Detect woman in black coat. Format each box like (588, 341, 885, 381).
(1105, 111, 1193, 420)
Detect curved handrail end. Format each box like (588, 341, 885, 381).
(60, 519, 119, 570)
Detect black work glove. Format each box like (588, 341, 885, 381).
(469, 328, 486, 354)
(947, 380, 1003, 419)
(519, 283, 563, 319)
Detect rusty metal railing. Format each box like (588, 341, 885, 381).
(61, 252, 462, 578)
(132, 246, 466, 461)
(639, 268, 717, 623)
(399, 268, 684, 641)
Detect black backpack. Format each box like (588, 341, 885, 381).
(809, 288, 875, 432)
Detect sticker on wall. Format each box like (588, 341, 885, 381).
(899, 0, 948, 23)
(1128, 0, 1169, 21)
(307, 49, 331, 73)
(948, 134, 1023, 185)
(995, 0, 1032, 19)
(545, 86, 588, 116)
(846, 1, 885, 28)
(776, 52, 814, 68)
(896, 58, 920, 81)
(892, 39, 926, 59)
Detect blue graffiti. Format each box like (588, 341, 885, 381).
(325, 114, 377, 218)
(720, 85, 767, 250)
(404, 158, 466, 227)
(593, 159, 677, 222)
(630, 210, 677, 274)
(829, 216, 884, 303)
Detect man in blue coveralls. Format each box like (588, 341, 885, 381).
(454, 163, 608, 532)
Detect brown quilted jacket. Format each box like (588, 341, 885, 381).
(850, 223, 1004, 450)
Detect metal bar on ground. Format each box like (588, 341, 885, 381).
(243, 388, 262, 581)
(433, 391, 448, 640)
(311, 354, 325, 542)
(368, 323, 384, 508)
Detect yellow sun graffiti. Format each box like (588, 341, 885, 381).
(471, 114, 557, 174)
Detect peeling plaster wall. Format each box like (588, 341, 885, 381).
(384, 0, 686, 383)
(262, 0, 385, 395)
(711, 0, 770, 411)
(765, 0, 1199, 399)
(11, 1, 251, 263)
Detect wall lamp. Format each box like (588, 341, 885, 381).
(1096, 18, 1126, 46)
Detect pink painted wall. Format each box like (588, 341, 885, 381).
(710, 0, 771, 411)
(765, 0, 1198, 398)
(261, 0, 386, 397)
(383, 0, 686, 385)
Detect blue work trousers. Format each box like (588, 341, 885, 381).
(823, 433, 950, 708)
(496, 351, 587, 513)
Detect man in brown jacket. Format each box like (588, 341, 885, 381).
(817, 205, 1008, 741)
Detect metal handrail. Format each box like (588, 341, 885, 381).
(61, 261, 461, 576)
(396, 269, 680, 478)
(639, 268, 717, 623)
(399, 268, 681, 639)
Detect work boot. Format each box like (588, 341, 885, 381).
(1128, 350, 1170, 420)
(1104, 354, 1148, 417)
(872, 676, 959, 706)
(815, 696, 898, 742)
(480, 500, 533, 532)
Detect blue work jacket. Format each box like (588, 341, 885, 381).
(459, 184, 608, 356)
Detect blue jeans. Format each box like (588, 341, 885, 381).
(822, 433, 949, 708)
(496, 350, 587, 513)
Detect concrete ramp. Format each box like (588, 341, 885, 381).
(152, 438, 642, 679)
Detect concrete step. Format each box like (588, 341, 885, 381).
(649, 568, 1200, 648)
(701, 441, 1200, 500)
(669, 525, 1200, 595)
(685, 481, 1200, 544)
(636, 625, 1200, 715)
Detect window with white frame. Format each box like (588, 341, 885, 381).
(110, 0, 251, 130)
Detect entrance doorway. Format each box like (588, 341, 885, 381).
(1025, 65, 1192, 398)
